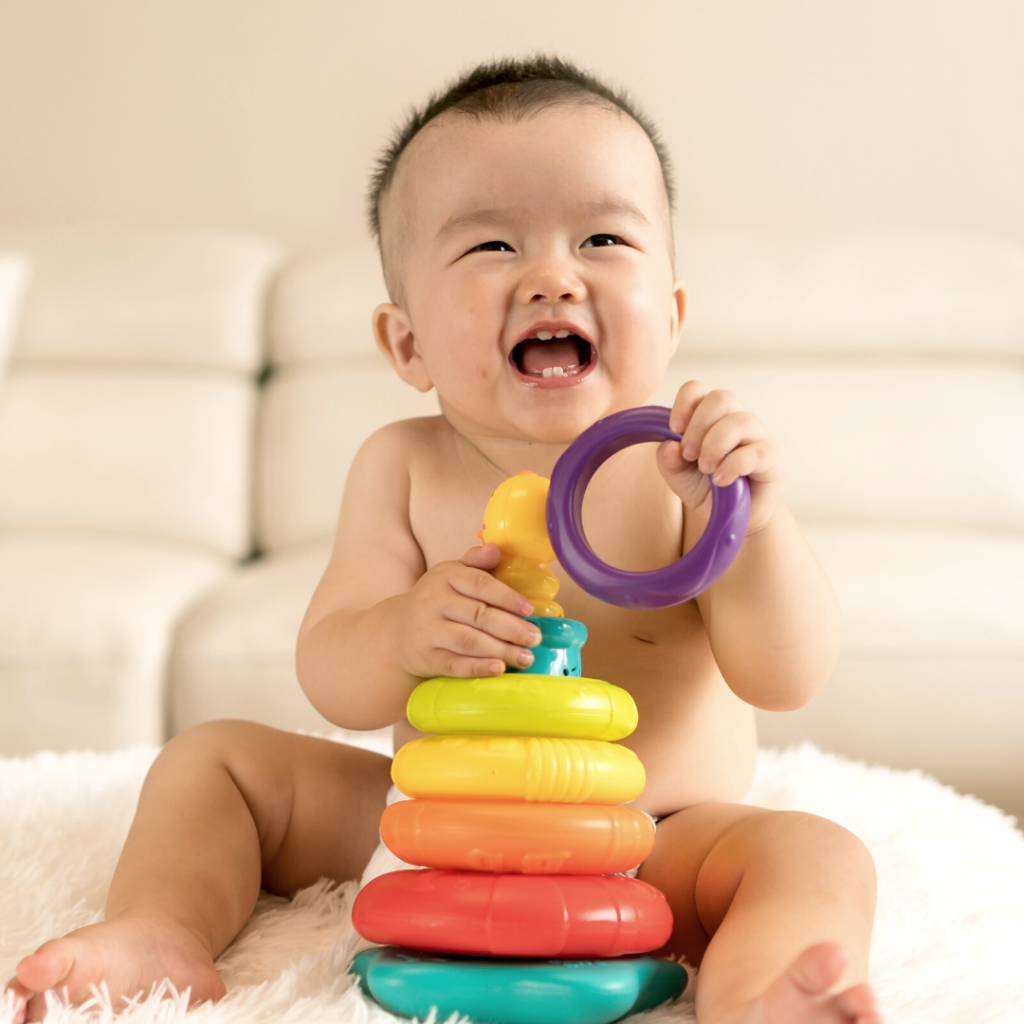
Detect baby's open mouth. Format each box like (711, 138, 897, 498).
(511, 331, 594, 379)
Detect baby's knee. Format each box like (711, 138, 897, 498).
(156, 719, 279, 775)
(763, 811, 877, 896)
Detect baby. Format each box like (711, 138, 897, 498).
(7, 56, 881, 1024)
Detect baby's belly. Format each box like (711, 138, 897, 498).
(584, 616, 758, 816)
(621, 682, 757, 817)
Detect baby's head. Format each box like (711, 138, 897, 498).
(370, 55, 685, 446)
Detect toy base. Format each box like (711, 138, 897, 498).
(351, 946, 687, 1024)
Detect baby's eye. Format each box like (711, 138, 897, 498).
(581, 234, 625, 248)
(467, 240, 515, 254)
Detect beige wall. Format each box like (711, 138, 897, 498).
(0, 0, 1022, 249)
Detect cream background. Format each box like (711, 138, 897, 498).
(0, 0, 1022, 248)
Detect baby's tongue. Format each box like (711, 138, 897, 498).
(518, 338, 579, 375)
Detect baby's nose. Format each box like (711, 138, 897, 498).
(516, 259, 585, 305)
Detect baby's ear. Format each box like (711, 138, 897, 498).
(373, 303, 434, 393)
(668, 280, 686, 357)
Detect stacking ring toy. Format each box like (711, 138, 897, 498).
(351, 946, 687, 1024)
(352, 869, 673, 957)
(381, 799, 655, 874)
(391, 735, 645, 803)
(406, 674, 638, 741)
(548, 405, 751, 609)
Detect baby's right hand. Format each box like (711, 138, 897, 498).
(392, 543, 541, 679)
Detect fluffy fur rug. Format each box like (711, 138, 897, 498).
(2, 742, 1023, 1024)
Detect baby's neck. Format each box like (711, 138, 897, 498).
(444, 418, 571, 480)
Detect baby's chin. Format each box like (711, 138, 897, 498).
(438, 392, 622, 449)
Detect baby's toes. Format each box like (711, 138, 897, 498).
(3, 980, 31, 1024)
(788, 941, 848, 996)
(835, 982, 883, 1024)
(24, 989, 56, 1024)
(14, 941, 74, 998)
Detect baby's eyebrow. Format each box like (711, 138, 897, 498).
(436, 197, 651, 241)
(575, 197, 651, 226)
(437, 207, 518, 239)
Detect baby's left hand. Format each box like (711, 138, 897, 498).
(657, 380, 784, 534)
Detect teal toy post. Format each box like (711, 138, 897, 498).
(516, 615, 587, 677)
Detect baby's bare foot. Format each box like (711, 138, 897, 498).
(716, 943, 882, 1024)
(4, 911, 226, 1023)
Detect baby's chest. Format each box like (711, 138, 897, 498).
(411, 450, 683, 573)
(411, 487, 497, 568)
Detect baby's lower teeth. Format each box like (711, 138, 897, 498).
(552, 366, 564, 377)
(542, 367, 553, 378)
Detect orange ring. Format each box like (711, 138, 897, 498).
(382, 799, 655, 874)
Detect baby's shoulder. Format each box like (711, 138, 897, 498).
(345, 414, 449, 500)
(354, 414, 448, 465)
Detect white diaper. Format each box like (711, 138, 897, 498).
(358, 785, 656, 886)
(358, 784, 416, 889)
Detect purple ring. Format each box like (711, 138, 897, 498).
(547, 406, 751, 609)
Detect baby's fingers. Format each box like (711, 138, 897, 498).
(433, 616, 536, 677)
(694, 411, 766, 477)
(707, 438, 786, 491)
(680, 389, 747, 462)
(447, 596, 541, 653)
(460, 542, 502, 572)
(450, 561, 534, 617)
(668, 379, 712, 435)
(432, 652, 508, 678)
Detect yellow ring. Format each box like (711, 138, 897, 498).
(392, 735, 645, 804)
(407, 675, 637, 741)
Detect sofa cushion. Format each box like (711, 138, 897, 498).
(0, 227, 280, 371)
(269, 245, 387, 365)
(677, 230, 1024, 355)
(0, 533, 230, 753)
(802, 524, 1024, 657)
(0, 367, 256, 557)
(0, 228, 283, 558)
(756, 524, 1024, 811)
(257, 365, 439, 553)
(654, 357, 1024, 534)
(168, 543, 393, 754)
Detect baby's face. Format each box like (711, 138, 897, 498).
(375, 103, 684, 445)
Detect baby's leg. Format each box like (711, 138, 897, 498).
(6, 721, 391, 1022)
(638, 804, 881, 1024)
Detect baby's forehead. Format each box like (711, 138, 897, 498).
(380, 103, 670, 271)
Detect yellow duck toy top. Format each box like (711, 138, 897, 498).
(478, 471, 564, 618)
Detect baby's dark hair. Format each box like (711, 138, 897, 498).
(367, 54, 675, 248)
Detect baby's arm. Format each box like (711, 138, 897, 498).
(658, 381, 842, 711)
(296, 421, 538, 729)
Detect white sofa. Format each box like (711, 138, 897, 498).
(0, 228, 280, 751)
(1, 226, 1022, 820)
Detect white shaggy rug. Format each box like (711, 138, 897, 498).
(2, 742, 1024, 1024)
